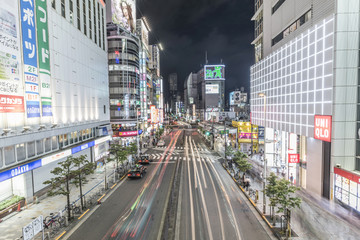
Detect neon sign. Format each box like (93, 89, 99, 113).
(204, 65, 225, 80)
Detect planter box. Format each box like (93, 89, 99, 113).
(0, 199, 25, 220)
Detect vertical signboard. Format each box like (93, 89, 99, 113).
(288, 154, 300, 163)
(314, 115, 332, 142)
(20, 0, 40, 118)
(0, 1, 24, 117)
(36, 0, 52, 117)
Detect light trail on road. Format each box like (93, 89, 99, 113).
(102, 130, 181, 240)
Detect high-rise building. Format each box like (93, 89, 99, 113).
(0, 0, 110, 203)
(168, 73, 178, 113)
(250, 0, 360, 212)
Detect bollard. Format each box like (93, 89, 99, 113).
(65, 216, 69, 226)
(255, 190, 259, 203)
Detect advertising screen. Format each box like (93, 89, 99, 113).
(205, 84, 219, 94)
(111, 0, 136, 32)
(204, 65, 225, 80)
(229, 92, 234, 105)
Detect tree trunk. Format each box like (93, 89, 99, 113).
(66, 176, 71, 221)
(79, 173, 83, 210)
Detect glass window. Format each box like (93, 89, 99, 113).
(0, 148, 3, 168)
(16, 143, 26, 162)
(73, 131, 78, 143)
(69, 133, 74, 144)
(93, 0, 97, 44)
(92, 128, 96, 137)
(63, 134, 68, 146)
(88, 0, 92, 39)
(4, 146, 15, 165)
(45, 138, 51, 152)
(101, 8, 105, 50)
(77, 0, 81, 30)
(98, 2, 101, 48)
(61, 0, 65, 18)
(36, 140, 44, 155)
(52, 0, 56, 9)
(52, 136, 58, 150)
(69, 0, 74, 24)
(27, 141, 35, 158)
(83, 0, 87, 35)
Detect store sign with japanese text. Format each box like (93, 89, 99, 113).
(288, 153, 300, 163)
(0, 1, 24, 114)
(314, 115, 332, 142)
(36, 0, 52, 117)
(20, 0, 40, 118)
(118, 131, 138, 137)
(0, 160, 42, 182)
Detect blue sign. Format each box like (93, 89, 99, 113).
(20, 0, 40, 118)
(26, 101, 41, 117)
(42, 104, 53, 116)
(72, 141, 95, 154)
(138, 129, 143, 135)
(0, 160, 42, 183)
(20, 0, 38, 67)
(102, 127, 108, 136)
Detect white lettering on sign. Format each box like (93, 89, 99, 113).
(11, 165, 29, 177)
(314, 115, 332, 142)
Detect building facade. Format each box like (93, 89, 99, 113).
(251, 0, 360, 213)
(0, 0, 110, 202)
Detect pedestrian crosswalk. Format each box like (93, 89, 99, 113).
(149, 154, 215, 163)
(155, 146, 207, 151)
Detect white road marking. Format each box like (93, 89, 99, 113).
(185, 136, 196, 240)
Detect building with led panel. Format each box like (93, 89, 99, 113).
(250, 0, 360, 212)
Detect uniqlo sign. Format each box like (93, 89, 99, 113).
(288, 154, 300, 163)
(314, 115, 332, 142)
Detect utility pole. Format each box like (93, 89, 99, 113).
(259, 93, 267, 215)
(224, 119, 227, 159)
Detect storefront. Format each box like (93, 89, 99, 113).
(232, 121, 259, 153)
(334, 167, 360, 213)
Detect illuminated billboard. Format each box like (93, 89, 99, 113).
(205, 84, 219, 94)
(204, 65, 225, 80)
(111, 0, 136, 32)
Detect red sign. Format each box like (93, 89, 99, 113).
(314, 115, 332, 142)
(0, 95, 25, 113)
(118, 131, 138, 137)
(334, 167, 360, 184)
(288, 154, 300, 163)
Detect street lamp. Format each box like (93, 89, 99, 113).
(258, 92, 267, 215)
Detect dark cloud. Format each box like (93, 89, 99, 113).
(138, 0, 254, 103)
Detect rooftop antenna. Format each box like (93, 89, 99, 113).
(220, 58, 223, 64)
(205, 51, 208, 64)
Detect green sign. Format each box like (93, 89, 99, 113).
(36, 0, 52, 116)
(204, 65, 225, 80)
(220, 130, 229, 134)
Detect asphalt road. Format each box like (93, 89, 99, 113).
(66, 125, 273, 240)
(66, 130, 181, 240)
(175, 129, 273, 240)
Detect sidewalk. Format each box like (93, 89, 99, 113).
(222, 149, 360, 240)
(0, 158, 137, 240)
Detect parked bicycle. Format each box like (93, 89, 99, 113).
(43, 213, 65, 231)
(65, 202, 81, 216)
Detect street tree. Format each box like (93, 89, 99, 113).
(264, 172, 278, 221)
(233, 151, 252, 173)
(72, 155, 95, 210)
(225, 147, 235, 159)
(128, 142, 138, 158)
(108, 144, 129, 176)
(273, 178, 302, 238)
(43, 157, 74, 220)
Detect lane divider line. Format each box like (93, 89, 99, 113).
(78, 209, 90, 220)
(55, 231, 66, 240)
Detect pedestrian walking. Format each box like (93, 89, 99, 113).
(244, 178, 251, 191)
(290, 173, 294, 185)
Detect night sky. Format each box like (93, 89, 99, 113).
(137, 0, 254, 104)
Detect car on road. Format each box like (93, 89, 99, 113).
(157, 139, 166, 147)
(127, 165, 147, 179)
(137, 154, 151, 164)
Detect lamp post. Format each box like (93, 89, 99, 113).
(258, 92, 267, 214)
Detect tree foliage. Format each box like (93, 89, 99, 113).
(108, 144, 129, 172)
(233, 151, 252, 173)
